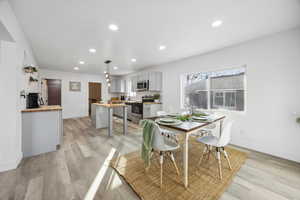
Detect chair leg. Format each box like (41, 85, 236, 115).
(198, 145, 208, 166)
(169, 152, 180, 175)
(222, 147, 232, 170)
(145, 149, 154, 172)
(207, 145, 212, 161)
(159, 152, 164, 188)
(216, 147, 222, 180)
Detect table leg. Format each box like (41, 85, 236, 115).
(123, 106, 127, 135)
(108, 107, 113, 136)
(219, 119, 223, 137)
(183, 132, 189, 188)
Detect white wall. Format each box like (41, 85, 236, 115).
(0, 41, 22, 171)
(134, 27, 300, 162)
(0, 0, 37, 171)
(40, 69, 110, 119)
(0, 21, 14, 41)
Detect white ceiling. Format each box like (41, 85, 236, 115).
(9, 0, 300, 75)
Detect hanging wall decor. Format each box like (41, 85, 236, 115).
(69, 81, 81, 91)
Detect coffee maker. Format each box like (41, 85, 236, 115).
(26, 93, 39, 109)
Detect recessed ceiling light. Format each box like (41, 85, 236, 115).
(108, 24, 119, 31)
(89, 48, 96, 53)
(113, 66, 118, 70)
(159, 45, 166, 50)
(79, 61, 85, 65)
(212, 20, 223, 28)
(131, 58, 137, 62)
(74, 67, 79, 70)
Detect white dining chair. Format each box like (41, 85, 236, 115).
(199, 123, 217, 136)
(196, 120, 233, 180)
(148, 123, 180, 188)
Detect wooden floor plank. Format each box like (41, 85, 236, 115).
(24, 176, 44, 200)
(0, 116, 299, 200)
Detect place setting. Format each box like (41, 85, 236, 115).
(155, 117, 182, 126)
(155, 111, 213, 127)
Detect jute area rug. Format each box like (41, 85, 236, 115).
(110, 138, 247, 200)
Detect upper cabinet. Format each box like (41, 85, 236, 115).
(148, 72, 162, 91)
(109, 77, 126, 93)
(131, 76, 137, 92)
(131, 71, 162, 92)
(137, 73, 149, 82)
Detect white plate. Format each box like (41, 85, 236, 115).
(159, 118, 176, 123)
(155, 119, 182, 126)
(168, 113, 180, 117)
(192, 116, 208, 120)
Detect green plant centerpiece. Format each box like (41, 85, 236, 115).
(297, 117, 300, 124)
(175, 110, 209, 122)
(175, 114, 191, 121)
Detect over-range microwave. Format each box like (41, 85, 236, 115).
(137, 80, 149, 91)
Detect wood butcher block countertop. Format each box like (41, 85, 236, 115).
(22, 105, 63, 113)
(93, 103, 126, 108)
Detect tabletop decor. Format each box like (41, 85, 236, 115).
(174, 112, 209, 122)
(175, 114, 192, 121)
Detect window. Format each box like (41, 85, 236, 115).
(213, 92, 224, 107)
(181, 67, 246, 111)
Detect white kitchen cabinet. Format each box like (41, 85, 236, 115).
(131, 76, 137, 92)
(149, 72, 162, 91)
(143, 103, 162, 119)
(137, 73, 149, 82)
(113, 106, 123, 117)
(110, 77, 126, 93)
(22, 109, 63, 157)
(113, 105, 132, 120)
(131, 72, 162, 92)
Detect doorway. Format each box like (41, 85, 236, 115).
(88, 82, 102, 115)
(46, 79, 62, 105)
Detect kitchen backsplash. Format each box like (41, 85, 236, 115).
(113, 91, 162, 101)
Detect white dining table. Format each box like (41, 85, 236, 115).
(157, 114, 226, 188)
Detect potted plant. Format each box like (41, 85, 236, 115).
(24, 65, 38, 73)
(153, 93, 160, 103)
(29, 76, 39, 82)
(297, 117, 300, 124)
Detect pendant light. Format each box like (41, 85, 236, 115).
(104, 60, 112, 87)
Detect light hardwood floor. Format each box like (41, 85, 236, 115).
(0, 117, 300, 200)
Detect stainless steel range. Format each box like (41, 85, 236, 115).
(125, 96, 156, 124)
(130, 102, 143, 123)
(125, 102, 142, 123)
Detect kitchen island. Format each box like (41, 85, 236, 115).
(22, 105, 63, 157)
(91, 103, 127, 136)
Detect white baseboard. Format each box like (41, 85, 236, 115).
(0, 151, 23, 172)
